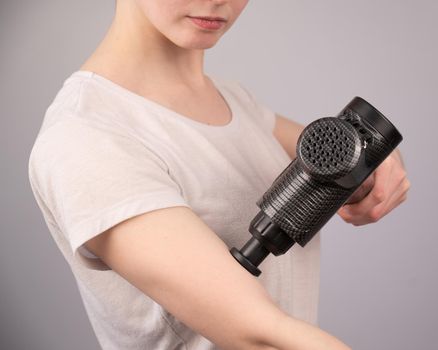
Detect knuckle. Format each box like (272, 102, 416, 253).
(404, 179, 411, 192)
(342, 213, 353, 223)
(368, 209, 381, 223)
(373, 189, 385, 202)
(397, 169, 407, 183)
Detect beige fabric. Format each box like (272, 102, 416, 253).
(28, 71, 321, 349)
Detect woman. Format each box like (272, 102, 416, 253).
(28, 1, 409, 349)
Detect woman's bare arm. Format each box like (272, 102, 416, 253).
(85, 206, 351, 350)
(273, 114, 305, 160)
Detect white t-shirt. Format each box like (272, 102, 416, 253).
(28, 71, 321, 350)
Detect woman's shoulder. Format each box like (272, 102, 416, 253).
(37, 71, 104, 133)
(37, 70, 150, 140)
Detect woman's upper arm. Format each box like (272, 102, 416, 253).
(84, 205, 285, 349)
(273, 114, 305, 160)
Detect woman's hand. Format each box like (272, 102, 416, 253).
(337, 149, 410, 226)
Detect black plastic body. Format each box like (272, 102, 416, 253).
(230, 97, 403, 276)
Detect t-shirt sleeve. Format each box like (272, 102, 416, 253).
(28, 118, 190, 270)
(234, 82, 277, 134)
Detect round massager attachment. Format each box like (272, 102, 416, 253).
(298, 117, 362, 181)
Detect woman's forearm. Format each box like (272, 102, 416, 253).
(255, 311, 352, 350)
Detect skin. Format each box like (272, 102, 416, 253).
(81, 0, 247, 127)
(82, 0, 410, 348)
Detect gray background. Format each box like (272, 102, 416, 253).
(1, 0, 437, 349)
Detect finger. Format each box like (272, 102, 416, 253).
(369, 177, 411, 220)
(369, 165, 403, 212)
(339, 167, 409, 226)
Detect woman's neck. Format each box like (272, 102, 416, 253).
(80, 2, 208, 91)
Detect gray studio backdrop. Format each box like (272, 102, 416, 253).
(1, 0, 437, 349)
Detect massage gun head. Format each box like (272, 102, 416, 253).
(297, 117, 362, 181)
(230, 97, 403, 276)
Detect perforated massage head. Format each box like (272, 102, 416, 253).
(298, 117, 362, 181)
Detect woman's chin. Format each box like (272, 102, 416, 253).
(173, 34, 222, 50)
(178, 42, 218, 50)
(187, 41, 218, 50)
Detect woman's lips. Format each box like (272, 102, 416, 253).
(187, 16, 227, 30)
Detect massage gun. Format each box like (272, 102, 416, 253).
(230, 97, 403, 276)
